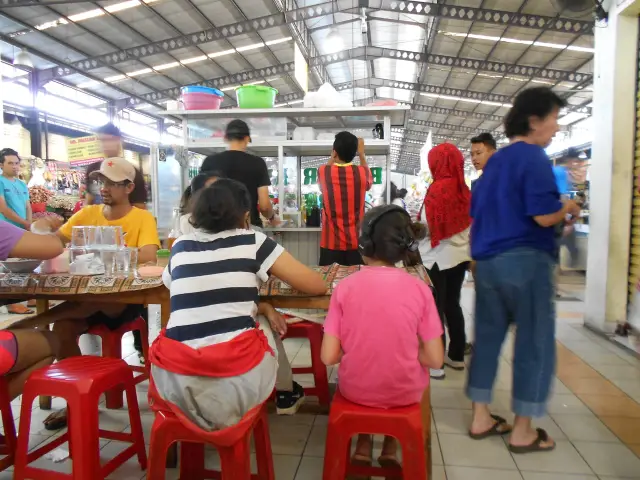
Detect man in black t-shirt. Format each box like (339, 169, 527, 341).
(200, 120, 279, 228)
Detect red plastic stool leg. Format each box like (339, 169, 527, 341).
(219, 436, 251, 480)
(68, 396, 101, 480)
(147, 415, 173, 480)
(0, 380, 16, 470)
(322, 420, 351, 480)
(123, 382, 148, 469)
(308, 327, 330, 406)
(180, 442, 205, 479)
(13, 389, 37, 479)
(253, 409, 275, 480)
(102, 331, 125, 409)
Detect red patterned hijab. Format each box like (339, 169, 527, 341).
(424, 143, 471, 248)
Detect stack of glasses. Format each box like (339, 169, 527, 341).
(68, 226, 138, 276)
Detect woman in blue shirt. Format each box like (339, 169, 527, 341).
(466, 87, 581, 454)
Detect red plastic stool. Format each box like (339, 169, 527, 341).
(147, 402, 274, 480)
(282, 321, 330, 406)
(322, 390, 429, 480)
(86, 315, 149, 409)
(0, 377, 17, 471)
(14, 357, 147, 480)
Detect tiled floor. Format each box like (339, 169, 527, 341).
(4, 277, 640, 479)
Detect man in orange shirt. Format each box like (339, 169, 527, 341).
(318, 132, 372, 266)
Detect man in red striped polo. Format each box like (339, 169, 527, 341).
(318, 132, 372, 266)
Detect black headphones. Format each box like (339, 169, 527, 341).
(358, 205, 419, 258)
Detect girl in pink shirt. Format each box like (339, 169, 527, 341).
(321, 205, 444, 470)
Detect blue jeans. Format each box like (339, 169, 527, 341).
(466, 248, 556, 418)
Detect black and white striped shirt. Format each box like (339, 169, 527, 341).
(162, 229, 284, 348)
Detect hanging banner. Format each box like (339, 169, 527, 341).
(66, 135, 104, 166)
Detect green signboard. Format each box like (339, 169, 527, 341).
(303, 167, 382, 185)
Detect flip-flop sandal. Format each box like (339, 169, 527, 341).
(378, 455, 402, 480)
(468, 414, 512, 440)
(7, 305, 34, 315)
(508, 428, 556, 454)
(43, 411, 67, 431)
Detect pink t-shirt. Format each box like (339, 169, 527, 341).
(323, 267, 443, 409)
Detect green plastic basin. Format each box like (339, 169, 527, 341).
(236, 85, 278, 109)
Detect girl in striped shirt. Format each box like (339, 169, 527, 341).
(150, 179, 327, 430)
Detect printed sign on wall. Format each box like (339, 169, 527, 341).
(66, 135, 104, 166)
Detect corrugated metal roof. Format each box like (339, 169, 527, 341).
(0, 0, 594, 173)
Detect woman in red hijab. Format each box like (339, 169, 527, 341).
(418, 143, 472, 380)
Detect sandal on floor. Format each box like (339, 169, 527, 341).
(508, 428, 556, 454)
(378, 454, 402, 480)
(7, 304, 34, 315)
(468, 414, 512, 440)
(43, 410, 67, 431)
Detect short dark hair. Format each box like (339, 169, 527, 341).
(190, 178, 251, 233)
(504, 87, 567, 138)
(0, 148, 19, 164)
(95, 122, 121, 137)
(225, 119, 251, 141)
(333, 131, 358, 162)
(365, 207, 421, 264)
(191, 170, 225, 195)
(470, 133, 497, 150)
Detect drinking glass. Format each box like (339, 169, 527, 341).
(84, 226, 102, 248)
(101, 250, 116, 276)
(71, 227, 87, 247)
(100, 226, 123, 249)
(114, 247, 136, 276)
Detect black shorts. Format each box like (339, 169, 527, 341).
(319, 248, 363, 267)
(86, 304, 147, 331)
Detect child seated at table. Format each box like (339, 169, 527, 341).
(149, 179, 328, 430)
(321, 205, 444, 469)
(178, 170, 224, 236)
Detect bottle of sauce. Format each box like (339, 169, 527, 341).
(167, 207, 181, 250)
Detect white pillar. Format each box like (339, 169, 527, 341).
(585, 1, 640, 331)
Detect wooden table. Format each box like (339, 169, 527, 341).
(0, 273, 170, 409)
(0, 264, 432, 472)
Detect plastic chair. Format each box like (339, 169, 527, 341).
(147, 402, 274, 480)
(14, 357, 147, 480)
(282, 321, 330, 406)
(322, 390, 429, 480)
(86, 315, 149, 409)
(0, 377, 17, 472)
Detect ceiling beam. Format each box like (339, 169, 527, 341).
(269, 0, 331, 87)
(123, 49, 591, 107)
(42, 1, 592, 75)
(127, 62, 302, 105)
(0, 32, 170, 115)
(1, 0, 100, 5)
(311, 46, 592, 85)
(335, 77, 592, 115)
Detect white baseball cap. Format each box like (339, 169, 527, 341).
(90, 157, 136, 183)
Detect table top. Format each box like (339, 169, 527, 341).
(0, 264, 431, 298)
(0, 273, 163, 297)
(259, 264, 432, 297)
